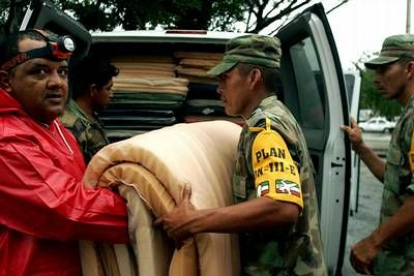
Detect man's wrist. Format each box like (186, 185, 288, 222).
(186, 210, 204, 235)
(189, 209, 216, 235)
(354, 141, 368, 156)
(370, 229, 385, 248)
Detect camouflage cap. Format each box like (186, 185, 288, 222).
(365, 34, 414, 69)
(208, 34, 282, 76)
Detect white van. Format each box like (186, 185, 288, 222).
(344, 71, 361, 217)
(21, 1, 352, 275)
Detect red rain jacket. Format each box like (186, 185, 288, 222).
(0, 89, 129, 276)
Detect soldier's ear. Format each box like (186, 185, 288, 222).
(90, 84, 98, 97)
(0, 70, 13, 92)
(248, 68, 262, 89)
(407, 61, 414, 79)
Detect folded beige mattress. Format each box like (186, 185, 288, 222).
(178, 58, 220, 69)
(113, 77, 189, 94)
(81, 121, 242, 276)
(174, 52, 223, 61)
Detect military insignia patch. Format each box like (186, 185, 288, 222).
(410, 153, 414, 170)
(409, 131, 414, 171)
(257, 181, 270, 197)
(275, 179, 301, 197)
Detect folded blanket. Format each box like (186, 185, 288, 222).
(185, 99, 225, 116)
(179, 58, 220, 69)
(176, 74, 218, 86)
(114, 62, 176, 70)
(174, 52, 223, 61)
(107, 100, 183, 110)
(113, 78, 189, 95)
(113, 85, 188, 94)
(82, 121, 242, 276)
(117, 70, 176, 79)
(111, 92, 185, 102)
(106, 129, 148, 143)
(176, 66, 212, 78)
(114, 78, 189, 87)
(112, 55, 175, 64)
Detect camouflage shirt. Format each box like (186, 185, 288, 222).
(373, 96, 414, 276)
(233, 95, 327, 276)
(60, 99, 109, 164)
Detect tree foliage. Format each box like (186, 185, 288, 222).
(359, 69, 402, 119)
(0, 0, 317, 36)
(244, 0, 312, 34)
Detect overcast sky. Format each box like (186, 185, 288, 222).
(323, 0, 413, 69)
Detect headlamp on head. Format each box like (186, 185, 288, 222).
(0, 29, 76, 72)
(50, 34, 76, 59)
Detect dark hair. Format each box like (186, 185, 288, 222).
(0, 29, 47, 71)
(236, 63, 282, 95)
(70, 55, 119, 99)
(398, 57, 414, 65)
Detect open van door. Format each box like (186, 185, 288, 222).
(344, 71, 362, 217)
(277, 4, 350, 275)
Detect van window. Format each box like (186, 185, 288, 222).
(289, 37, 325, 129)
(344, 73, 355, 105)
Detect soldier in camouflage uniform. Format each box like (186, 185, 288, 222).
(154, 34, 327, 276)
(60, 55, 118, 164)
(341, 34, 414, 276)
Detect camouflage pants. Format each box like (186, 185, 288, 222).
(373, 250, 414, 276)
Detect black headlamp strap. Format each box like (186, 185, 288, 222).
(0, 30, 75, 71)
(0, 52, 30, 71)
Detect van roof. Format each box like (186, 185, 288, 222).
(91, 30, 249, 44)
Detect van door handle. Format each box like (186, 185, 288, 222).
(331, 162, 343, 168)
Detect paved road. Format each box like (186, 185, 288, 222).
(341, 132, 389, 276)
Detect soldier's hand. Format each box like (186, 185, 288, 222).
(154, 184, 195, 248)
(350, 234, 380, 275)
(341, 117, 365, 154)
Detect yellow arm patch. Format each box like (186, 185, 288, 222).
(409, 132, 414, 171)
(251, 127, 303, 210)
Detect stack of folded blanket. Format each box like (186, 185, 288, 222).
(174, 51, 244, 126)
(175, 52, 222, 85)
(99, 55, 189, 142)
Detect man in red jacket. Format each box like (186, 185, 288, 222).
(0, 29, 129, 276)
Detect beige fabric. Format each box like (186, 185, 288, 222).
(113, 85, 187, 94)
(113, 77, 189, 86)
(112, 55, 175, 64)
(81, 121, 242, 276)
(113, 77, 189, 94)
(119, 184, 171, 276)
(176, 66, 212, 78)
(112, 58, 177, 79)
(117, 70, 176, 79)
(174, 52, 223, 60)
(114, 63, 176, 79)
(113, 62, 176, 70)
(179, 58, 220, 69)
(176, 74, 218, 85)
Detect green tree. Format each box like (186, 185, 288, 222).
(359, 68, 402, 119)
(0, 0, 317, 36)
(244, 0, 312, 34)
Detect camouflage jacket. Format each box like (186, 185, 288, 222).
(60, 99, 109, 164)
(373, 96, 414, 276)
(233, 95, 327, 276)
